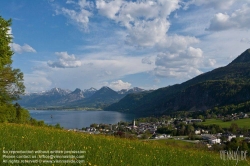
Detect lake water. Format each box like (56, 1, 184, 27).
(29, 110, 136, 129)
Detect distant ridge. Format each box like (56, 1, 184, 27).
(18, 87, 146, 110)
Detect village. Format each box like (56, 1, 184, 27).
(68, 112, 250, 151)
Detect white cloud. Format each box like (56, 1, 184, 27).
(206, 13, 232, 31)
(186, 47, 203, 58)
(7, 27, 36, 54)
(154, 46, 204, 79)
(47, 52, 82, 68)
(96, 0, 122, 19)
(63, 8, 91, 30)
(241, 38, 250, 44)
(207, 4, 250, 31)
(141, 57, 153, 65)
(204, 59, 216, 67)
(157, 35, 200, 53)
(24, 71, 52, 93)
(66, 0, 75, 4)
(184, 0, 236, 10)
(11, 43, 36, 54)
(105, 80, 132, 91)
(126, 19, 170, 47)
(56, 0, 93, 31)
(96, 0, 180, 48)
(153, 66, 202, 79)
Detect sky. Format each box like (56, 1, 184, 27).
(0, 0, 250, 93)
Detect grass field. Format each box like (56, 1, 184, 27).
(0, 123, 249, 166)
(200, 118, 250, 128)
(146, 138, 198, 149)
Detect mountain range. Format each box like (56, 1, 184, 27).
(104, 49, 250, 116)
(18, 87, 146, 110)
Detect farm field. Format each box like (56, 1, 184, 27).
(200, 118, 250, 128)
(1, 123, 249, 166)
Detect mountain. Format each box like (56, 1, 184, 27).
(60, 88, 84, 103)
(89, 86, 120, 102)
(104, 49, 250, 116)
(118, 87, 145, 95)
(18, 88, 71, 108)
(66, 86, 123, 109)
(46, 87, 71, 96)
(18, 86, 145, 110)
(83, 87, 97, 98)
(19, 87, 91, 109)
(62, 86, 147, 109)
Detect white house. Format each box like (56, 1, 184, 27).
(202, 134, 221, 144)
(201, 129, 209, 134)
(209, 138, 221, 144)
(228, 135, 236, 141)
(195, 130, 201, 135)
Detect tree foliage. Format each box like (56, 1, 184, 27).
(0, 16, 27, 123)
(0, 16, 25, 104)
(0, 103, 30, 123)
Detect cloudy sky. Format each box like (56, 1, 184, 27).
(1, 0, 250, 92)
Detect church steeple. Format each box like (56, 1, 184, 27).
(132, 119, 137, 129)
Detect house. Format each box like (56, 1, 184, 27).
(158, 135, 165, 139)
(201, 129, 209, 134)
(148, 128, 156, 134)
(216, 133, 222, 137)
(195, 130, 201, 135)
(207, 144, 212, 148)
(209, 138, 221, 144)
(244, 137, 250, 143)
(227, 135, 236, 141)
(85, 127, 96, 132)
(162, 134, 171, 138)
(240, 114, 249, 119)
(186, 119, 203, 123)
(202, 134, 221, 144)
(238, 135, 244, 138)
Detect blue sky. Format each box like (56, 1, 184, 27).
(1, 0, 250, 92)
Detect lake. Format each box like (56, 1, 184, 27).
(29, 110, 137, 129)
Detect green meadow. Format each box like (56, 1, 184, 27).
(200, 118, 250, 128)
(1, 123, 249, 166)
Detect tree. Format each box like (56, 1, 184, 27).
(90, 123, 98, 128)
(186, 124, 195, 134)
(210, 127, 216, 134)
(229, 123, 239, 134)
(0, 16, 25, 104)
